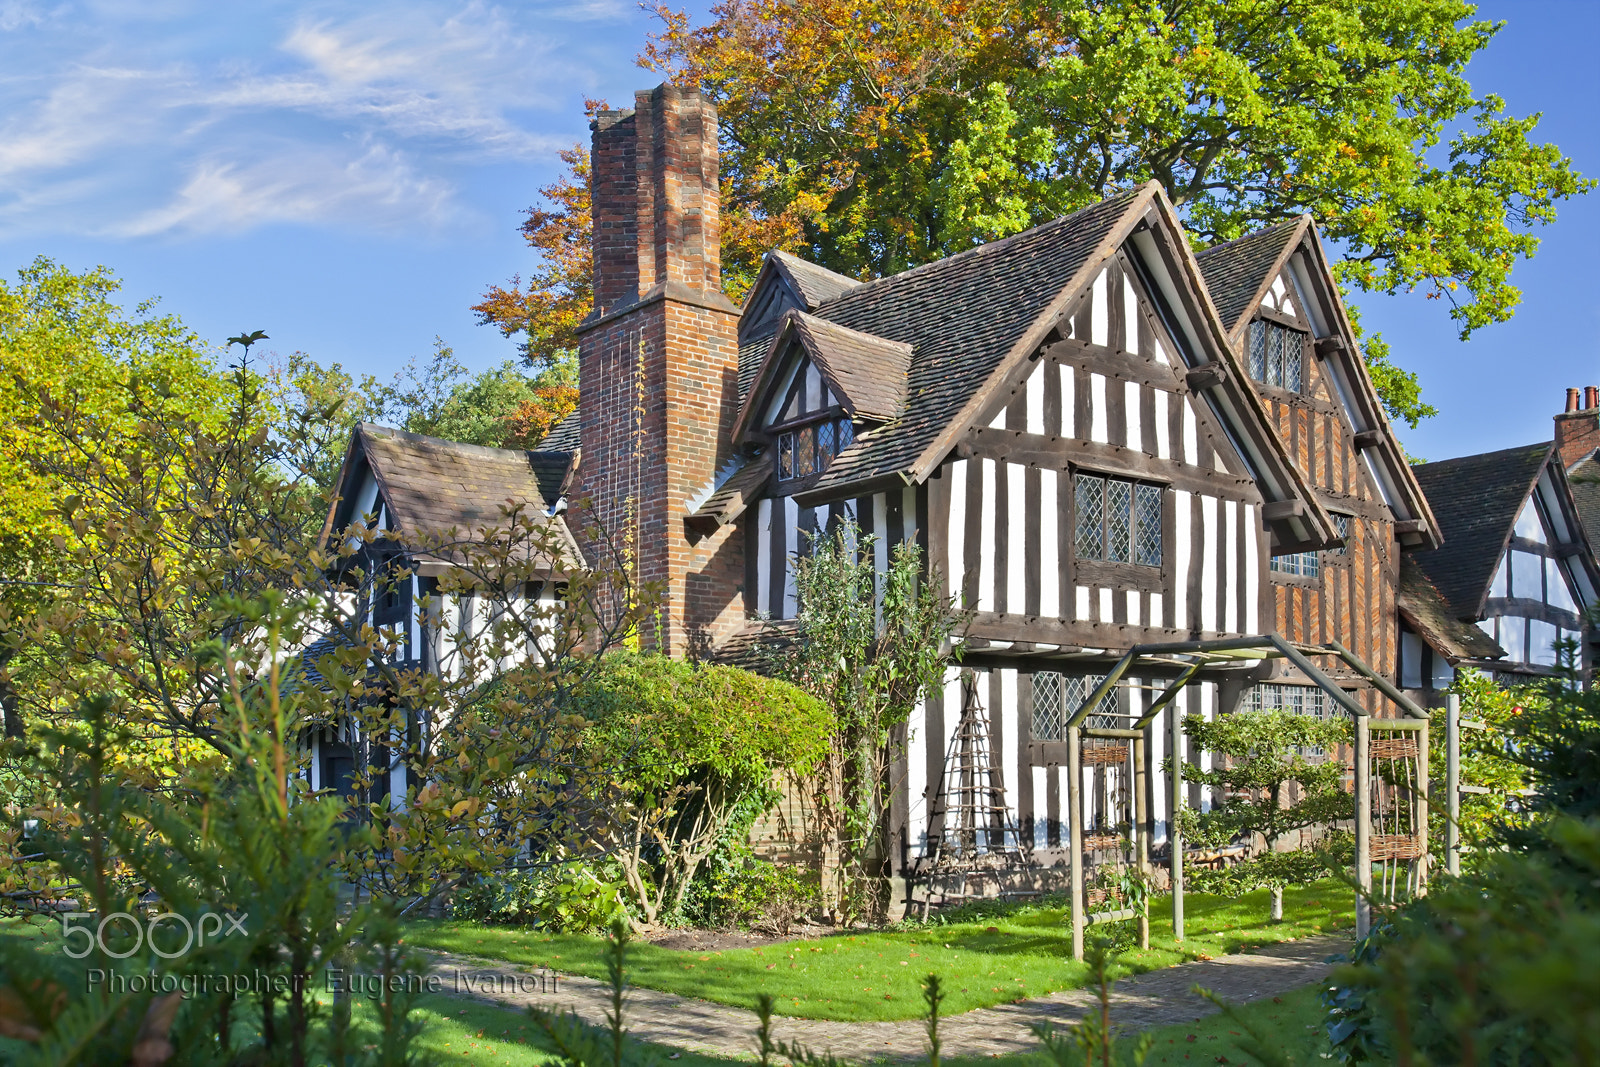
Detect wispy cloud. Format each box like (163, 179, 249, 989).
(0, 1, 631, 239)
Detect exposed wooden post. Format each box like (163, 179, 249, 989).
(1170, 700, 1185, 942)
(1067, 723, 1084, 961)
(1133, 733, 1151, 951)
(1446, 694, 1461, 877)
(1415, 716, 1429, 897)
(1355, 714, 1372, 938)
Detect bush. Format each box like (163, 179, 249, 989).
(450, 857, 629, 933)
(1324, 671, 1600, 1064)
(687, 856, 819, 934)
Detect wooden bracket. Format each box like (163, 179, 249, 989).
(1262, 499, 1305, 521)
(1184, 364, 1227, 392)
(1314, 336, 1348, 359)
(1352, 429, 1383, 451)
(1393, 519, 1428, 536)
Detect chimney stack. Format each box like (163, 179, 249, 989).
(576, 84, 744, 656)
(1554, 384, 1600, 471)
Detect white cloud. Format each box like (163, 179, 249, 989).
(111, 141, 459, 237)
(0, 0, 632, 239)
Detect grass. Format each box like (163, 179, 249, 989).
(401, 879, 1354, 1023)
(382, 977, 1333, 1066)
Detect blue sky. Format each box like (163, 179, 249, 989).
(0, 1, 1594, 462)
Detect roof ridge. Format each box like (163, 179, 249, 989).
(1194, 216, 1306, 260)
(1417, 440, 1554, 468)
(813, 185, 1148, 312)
(358, 420, 536, 462)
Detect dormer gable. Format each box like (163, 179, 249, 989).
(733, 310, 911, 447)
(738, 250, 863, 344)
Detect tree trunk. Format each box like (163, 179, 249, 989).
(1270, 885, 1283, 923)
(1, 646, 22, 740)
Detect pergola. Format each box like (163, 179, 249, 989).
(1061, 634, 1429, 959)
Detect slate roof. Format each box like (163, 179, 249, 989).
(778, 188, 1145, 493)
(335, 423, 582, 566)
(768, 249, 863, 308)
(1397, 556, 1504, 663)
(1194, 219, 1302, 337)
(784, 311, 911, 422)
(1410, 442, 1553, 617)
(539, 412, 581, 453)
(527, 449, 577, 506)
(737, 332, 774, 403)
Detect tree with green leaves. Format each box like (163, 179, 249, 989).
(634, 0, 1592, 426)
(1176, 709, 1353, 921)
(764, 524, 967, 922)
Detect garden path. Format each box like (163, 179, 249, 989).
(424, 934, 1348, 1060)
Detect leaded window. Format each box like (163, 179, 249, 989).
(1269, 550, 1319, 578)
(1031, 671, 1121, 740)
(1248, 320, 1306, 392)
(1076, 474, 1162, 567)
(777, 418, 855, 481)
(1249, 683, 1339, 756)
(1331, 513, 1351, 555)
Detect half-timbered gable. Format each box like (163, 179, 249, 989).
(1197, 218, 1442, 709)
(321, 423, 579, 680)
(1408, 443, 1600, 693)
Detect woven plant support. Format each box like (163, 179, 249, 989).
(1371, 834, 1425, 861)
(1370, 738, 1418, 759)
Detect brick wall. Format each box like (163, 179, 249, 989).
(576, 84, 746, 656)
(1555, 385, 1600, 471)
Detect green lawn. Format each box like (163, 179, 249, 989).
(401, 880, 1354, 1023)
(385, 979, 1333, 1066)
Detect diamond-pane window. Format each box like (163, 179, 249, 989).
(778, 433, 795, 479)
(1063, 674, 1121, 729)
(1135, 484, 1163, 566)
(1246, 320, 1310, 393)
(1106, 479, 1132, 562)
(838, 419, 854, 448)
(796, 425, 816, 476)
(817, 420, 835, 460)
(1075, 475, 1104, 560)
(1032, 671, 1062, 741)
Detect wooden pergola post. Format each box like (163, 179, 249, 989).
(1446, 694, 1461, 877)
(1067, 722, 1084, 961)
(1415, 717, 1429, 897)
(1355, 714, 1372, 939)
(1133, 733, 1151, 950)
(1170, 695, 1185, 942)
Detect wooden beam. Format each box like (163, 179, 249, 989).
(1352, 430, 1383, 451)
(1314, 336, 1348, 359)
(1262, 499, 1305, 521)
(1393, 519, 1428, 536)
(1184, 364, 1227, 392)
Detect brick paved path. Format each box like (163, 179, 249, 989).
(426, 935, 1347, 1061)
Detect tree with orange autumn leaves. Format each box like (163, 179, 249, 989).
(479, 0, 1589, 429)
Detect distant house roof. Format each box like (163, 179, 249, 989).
(323, 423, 581, 567)
(539, 412, 580, 453)
(1397, 556, 1504, 663)
(1410, 442, 1552, 617)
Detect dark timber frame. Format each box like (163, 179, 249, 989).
(1059, 633, 1427, 959)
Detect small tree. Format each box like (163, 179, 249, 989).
(1177, 709, 1353, 921)
(572, 653, 831, 927)
(766, 522, 967, 923)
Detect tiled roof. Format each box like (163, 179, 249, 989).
(795, 189, 1145, 492)
(1566, 453, 1600, 552)
(687, 457, 772, 532)
(1410, 442, 1552, 617)
(352, 423, 581, 565)
(539, 412, 580, 453)
(786, 311, 911, 422)
(738, 332, 774, 403)
(1397, 556, 1504, 662)
(769, 249, 862, 308)
(1194, 219, 1303, 337)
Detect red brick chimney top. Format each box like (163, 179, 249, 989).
(1555, 384, 1600, 470)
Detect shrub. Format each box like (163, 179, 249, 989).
(450, 857, 629, 932)
(687, 856, 820, 935)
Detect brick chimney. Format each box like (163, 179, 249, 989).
(576, 84, 744, 656)
(1554, 383, 1600, 471)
